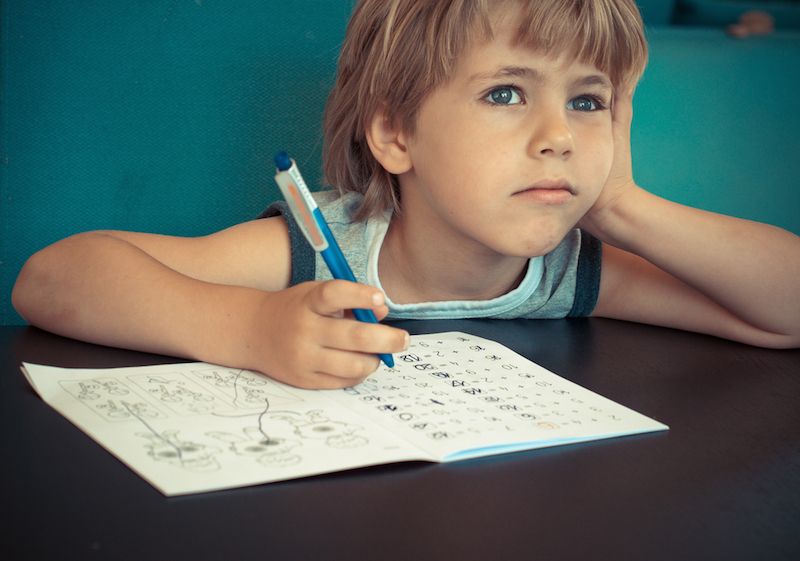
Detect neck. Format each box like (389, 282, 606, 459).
(378, 213, 529, 305)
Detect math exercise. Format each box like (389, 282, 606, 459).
(22, 332, 668, 496)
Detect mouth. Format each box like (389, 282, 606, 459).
(512, 179, 576, 204)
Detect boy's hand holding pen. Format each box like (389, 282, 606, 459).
(248, 279, 404, 389)
(261, 152, 406, 388)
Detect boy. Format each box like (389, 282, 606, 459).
(12, 0, 800, 390)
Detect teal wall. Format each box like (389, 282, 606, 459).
(2, 2, 799, 325)
(1, 0, 352, 325)
(632, 27, 800, 229)
(675, 1, 800, 28)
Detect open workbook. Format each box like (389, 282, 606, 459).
(22, 332, 668, 496)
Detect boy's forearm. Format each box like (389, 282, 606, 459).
(591, 186, 800, 338)
(12, 233, 261, 366)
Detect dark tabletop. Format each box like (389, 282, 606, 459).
(2, 319, 799, 561)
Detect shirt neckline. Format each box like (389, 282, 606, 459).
(363, 214, 545, 319)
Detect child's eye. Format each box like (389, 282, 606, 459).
(567, 95, 606, 112)
(484, 86, 524, 106)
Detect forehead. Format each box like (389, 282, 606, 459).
(462, 0, 629, 87)
(453, 10, 612, 86)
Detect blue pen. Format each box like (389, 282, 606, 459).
(274, 151, 394, 368)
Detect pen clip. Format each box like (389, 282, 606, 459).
(274, 161, 329, 252)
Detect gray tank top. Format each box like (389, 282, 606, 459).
(260, 191, 600, 319)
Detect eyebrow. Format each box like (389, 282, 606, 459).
(469, 66, 544, 84)
(469, 66, 612, 91)
(574, 74, 613, 91)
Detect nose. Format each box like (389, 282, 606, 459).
(527, 109, 574, 160)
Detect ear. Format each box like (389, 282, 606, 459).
(365, 108, 412, 175)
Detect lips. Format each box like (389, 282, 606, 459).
(513, 179, 576, 195)
(512, 180, 576, 204)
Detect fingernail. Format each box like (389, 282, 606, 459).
(403, 332, 410, 349)
(372, 292, 385, 307)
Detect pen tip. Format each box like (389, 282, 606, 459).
(274, 151, 291, 171)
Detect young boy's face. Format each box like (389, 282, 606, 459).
(398, 14, 615, 258)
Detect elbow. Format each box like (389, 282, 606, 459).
(747, 316, 800, 350)
(12, 242, 79, 328)
(757, 334, 800, 350)
(12, 249, 51, 324)
(12, 231, 121, 329)
(733, 327, 800, 350)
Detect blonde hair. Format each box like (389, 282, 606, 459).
(323, 0, 648, 220)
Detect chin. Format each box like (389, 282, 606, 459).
(512, 224, 574, 257)
(501, 236, 564, 258)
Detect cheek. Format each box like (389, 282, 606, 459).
(408, 123, 486, 193)
(599, 135, 614, 173)
(579, 134, 614, 185)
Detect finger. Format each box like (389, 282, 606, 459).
(347, 303, 391, 321)
(265, 342, 377, 389)
(611, 95, 634, 164)
(276, 368, 369, 390)
(373, 305, 391, 321)
(318, 316, 409, 354)
(313, 348, 382, 384)
(306, 280, 386, 318)
(612, 88, 634, 129)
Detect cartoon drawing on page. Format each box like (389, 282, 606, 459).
(128, 373, 221, 415)
(269, 410, 369, 449)
(208, 426, 302, 468)
(190, 367, 304, 414)
(137, 429, 222, 472)
(60, 378, 165, 422)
